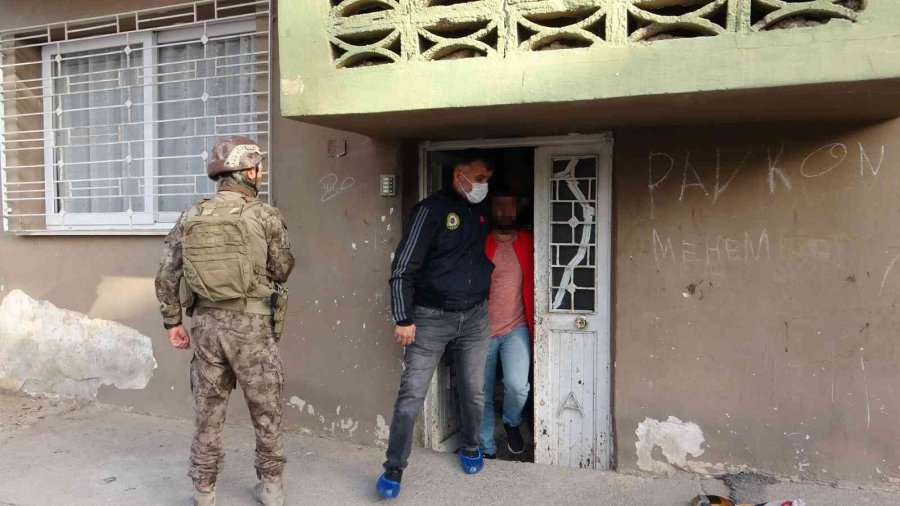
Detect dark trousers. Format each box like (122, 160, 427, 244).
(384, 302, 490, 470)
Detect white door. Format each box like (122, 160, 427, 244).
(533, 142, 613, 469)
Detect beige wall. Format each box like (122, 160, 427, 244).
(614, 119, 900, 486)
(0, 0, 188, 30)
(0, 0, 404, 446)
(4, 0, 900, 489)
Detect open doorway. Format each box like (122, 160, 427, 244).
(419, 135, 614, 470)
(424, 146, 537, 462)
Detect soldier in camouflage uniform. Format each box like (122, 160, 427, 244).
(155, 136, 294, 506)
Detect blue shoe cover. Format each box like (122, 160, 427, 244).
(459, 449, 484, 474)
(376, 473, 402, 499)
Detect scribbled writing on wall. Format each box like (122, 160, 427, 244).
(647, 142, 887, 218)
(652, 228, 850, 270)
(652, 229, 771, 268)
(319, 173, 356, 203)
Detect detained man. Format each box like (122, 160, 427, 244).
(479, 189, 534, 458)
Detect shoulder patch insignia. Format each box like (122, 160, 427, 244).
(446, 212, 460, 230)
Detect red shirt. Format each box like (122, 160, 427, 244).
(485, 230, 535, 340)
(488, 241, 526, 337)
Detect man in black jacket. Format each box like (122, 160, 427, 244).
(376, 150, 495, 499)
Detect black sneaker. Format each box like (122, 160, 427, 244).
(482, 452, 497, 460)
(504, 423, 525, 454)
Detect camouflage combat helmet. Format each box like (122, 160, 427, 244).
(206, 136, 263, 180)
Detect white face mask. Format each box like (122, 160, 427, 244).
(461, 173, 488, 204)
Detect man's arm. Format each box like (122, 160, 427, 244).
(389, 203, 437, 326)
(263, 206, 295, 283)
(155, 210, 188, 328)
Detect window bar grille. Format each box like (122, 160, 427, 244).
(0, 0, 271, 234)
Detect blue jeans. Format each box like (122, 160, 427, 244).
(478, 325, 531, 455)
(384, 303, 490, 470)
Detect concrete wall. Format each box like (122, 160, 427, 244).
(0, 0, 404, 446)
(0, 0, 186, 28)
(614, 118, 900, 486)
(279, 0, 900, 125)
(5, 0, 900, 490)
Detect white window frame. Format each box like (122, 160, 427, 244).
(40, 19, 257, 232)
(153, 19, 256, 226)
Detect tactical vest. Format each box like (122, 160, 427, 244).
(180, 194, 274, 315)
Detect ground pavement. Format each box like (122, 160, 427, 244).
(0, 394, 896, 506)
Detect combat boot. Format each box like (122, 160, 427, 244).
(192, 490, 215, 506)
(254, 476, 284, 506)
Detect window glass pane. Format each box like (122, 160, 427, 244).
(574, 157, 596, 178)
(556, 291, 572, 311)
(558, 180, 577, 201)
(573, 267, 595, 289)
(560, 245, 592, 266)
(157, 34, 264, 213)
(550, 154, 599, 312)
(552, 202, 572, 221)
(552, 266, 564, 287)
(52, 45, 145, 213)
(573, 289, 594, 312)
(551, 224, 572, 244)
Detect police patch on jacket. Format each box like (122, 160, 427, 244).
(446, 212, 460, 230)
(388, 188, 493, 325)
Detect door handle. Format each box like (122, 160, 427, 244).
(575, 315, 588, 330)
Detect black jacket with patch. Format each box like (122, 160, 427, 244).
(389, 188, 494, 325)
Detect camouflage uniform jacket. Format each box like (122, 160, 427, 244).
(155, 190, 295, 327)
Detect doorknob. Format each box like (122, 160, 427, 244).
(575, 315, 588, 330)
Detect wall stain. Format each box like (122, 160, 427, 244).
(0, 290, 157, 398)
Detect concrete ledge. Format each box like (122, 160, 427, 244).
(290, 78, 900, 139)
(279, 0, 900, 131)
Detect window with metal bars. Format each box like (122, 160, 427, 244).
(0, 0, 270, 233)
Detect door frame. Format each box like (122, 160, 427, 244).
(417, 133, 614, 464)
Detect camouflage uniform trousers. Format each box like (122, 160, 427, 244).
(188, 307, 286, 491)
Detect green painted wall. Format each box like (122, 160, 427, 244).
(278, 0, 900, 120)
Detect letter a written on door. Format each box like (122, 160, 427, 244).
(533, 140, 612, 469)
